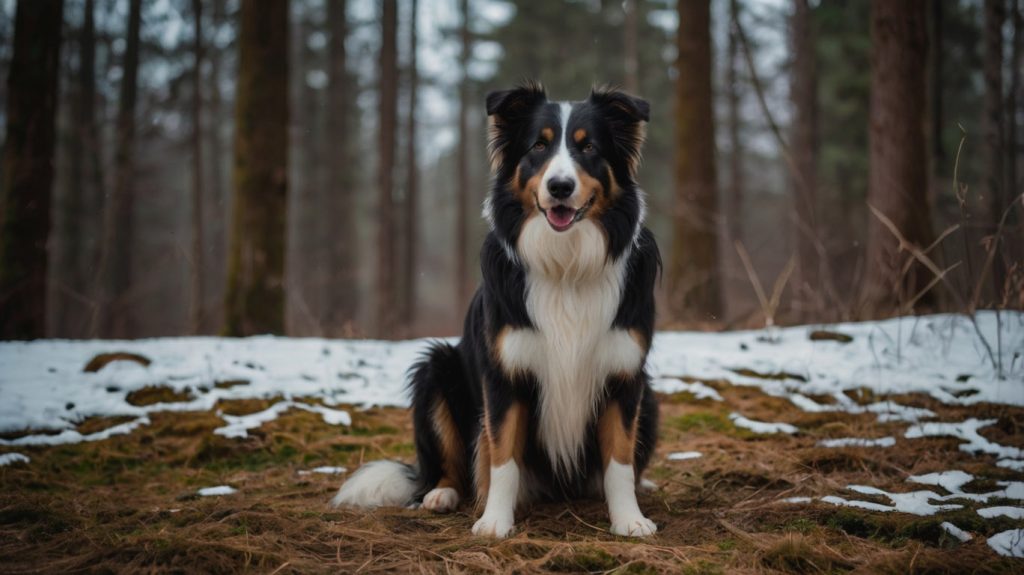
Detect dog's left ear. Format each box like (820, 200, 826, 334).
(588, 87, 650, 178)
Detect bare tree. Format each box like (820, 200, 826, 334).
(791, 0, 819, 302)
(0, 0, 64, 339)
(861, 0, 937, 315)
(726, 0, 743, 246)
(401, 0, 420, 331)
(224, 0, 289, 336)
(669, 0, 721, 321)
(623, 0, 639, 94)
(95, 0, 141, 338)
(325, 0, 358, 336)
(190, 0, 205, 334)
(455, 0, 471, 319)
(377, 0, 399, 337)
(984, 0, 1007, 288)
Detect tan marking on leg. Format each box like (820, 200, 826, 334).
(474, 429, 490, 512)
(598, 401, 639, 468)
(574, 128, 587, 143)
(432, 398, 465, 494)
(491, 401, 528, 466)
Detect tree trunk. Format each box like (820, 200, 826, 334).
(376, 0, 398, 337)
(623, 0, 639, 94)
(726, 0, 743, 246)
(402, 0, 419, 331)
(190, 0, 205, 334)
(61, 0, 100, 337)
(94, 0, 141, 338)
(928, 0, 944, 167)
(983, 0, 1006, 291)
(861, 0, 936, 315)
(224, 0, 289, 336)
(455, 0, 471, 319)
(1007, 0, 1021, 253)
(207, 0, 227, 333)
(325, 0, 357, 337)
(791, 0, 819, 301)
(669, 0, 721, 321)
(0, 0, 64, 339)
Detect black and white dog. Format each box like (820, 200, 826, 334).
(333, 82, 661, 538)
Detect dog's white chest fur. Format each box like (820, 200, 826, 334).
(499, 216, 644, 474)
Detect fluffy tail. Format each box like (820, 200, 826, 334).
(330, 460, 420, 508)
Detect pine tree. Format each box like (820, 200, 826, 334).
(190, 0, 206, 334)
(861, 0, 936, 315)
(0, 0, 64, 339)
(669, 0, 721, 321)
(377, 0, 399, 337)
(791, 0, 819, 302)
(224, 0, 289, 336)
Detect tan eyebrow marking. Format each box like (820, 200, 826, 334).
(574, 128, 587, 143)
(541, 127, 554, 141)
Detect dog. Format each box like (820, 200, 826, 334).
(332, 82, 661, 538)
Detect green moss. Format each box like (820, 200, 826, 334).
(681, 560, 724, 575)
(544, 546, 619, 572)
(669, 412, 735, 434)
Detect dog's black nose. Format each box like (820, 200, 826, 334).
(547, 177, 575, 200)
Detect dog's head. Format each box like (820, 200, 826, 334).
(484, 82, 649, 259)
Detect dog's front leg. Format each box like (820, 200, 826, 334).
(473, 398, 527, 538)
(598, 387, 657, 537)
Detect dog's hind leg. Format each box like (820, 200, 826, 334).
(409, 343, 475, 512)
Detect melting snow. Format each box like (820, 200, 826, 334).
(667, 451, 702, 461)
(197, 485, 237, 497)
(729, 413, 798, 435)
(817, 437, 896, 448)
(214, 401, 351, 439)
(821, 485, 963, 516)
(0, 453, 30, 466)
(978, 507, 1024, 519)
(988, 530, 1024, 558)
(298, 466, 347, 476)
(653, 378, 723, 401)
(940, 522, 972, 542)
(997, 459, 1024, 471)
(905, 419, 1023, 459)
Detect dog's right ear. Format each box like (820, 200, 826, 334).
(486, 81, 547, 172)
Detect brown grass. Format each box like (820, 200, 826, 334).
(1, 382, 1022, 573)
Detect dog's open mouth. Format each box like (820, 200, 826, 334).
(538, 196, 596, 232)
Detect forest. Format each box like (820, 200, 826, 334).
(2, 2, 1024, 572)
(0, 0, 1019, 341)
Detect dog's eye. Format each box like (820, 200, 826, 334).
(533, 140, 547, 152)
(582, 143, 595, 153)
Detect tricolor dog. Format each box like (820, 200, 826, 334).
(333, 82, 661, 538)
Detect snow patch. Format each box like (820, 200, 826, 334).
(940, 522, 972, 542)
(651, 378, 723, 401)
(817, 437, 896, 448)
(905, 419, 1023, 459)
(0, 452, 30, 466)
(214, 401, 350, 439)
(997, 459, 1024, 471)
(667, 451, 702, 461)
(197, 485, 237, 497)
(729, 413, 797, 435)
(821, 485, 963, 516)
(978, 507, 1024, 519)
(782, 496, 812, 504)
(298, 466, 347, 476)
(988, 529, 1024, 558)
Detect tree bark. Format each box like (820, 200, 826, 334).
(401, 0, 419, 331)
(190, 0, 205, 334)
(623, 0, 639, 94)
(669, 0, 721, 321)
(726, 0, 743, 246)
(791, 0, 819, 300)
(455, 0, 471, 320)
(224, 0, 289, 336)
(928, 0, 944, 167)
(983, 0, 1007, 291)
(1007, 0, 1021, 252)
(861, 0, 936, 315)
(376, 0, 398, 337)
(94, 0, 141, 338)
(325, 0, 357, 336)
(0, 0, 64, 339)
(207, 0, 227, 333)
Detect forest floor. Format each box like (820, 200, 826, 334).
(2, 378, 1024, 573)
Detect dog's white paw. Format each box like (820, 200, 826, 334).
(472, 513, 515, 538)
(421, 487, 459, 513)
(610, 515, 657, 537)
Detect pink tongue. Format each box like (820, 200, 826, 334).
(547, 207, 576, 228)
